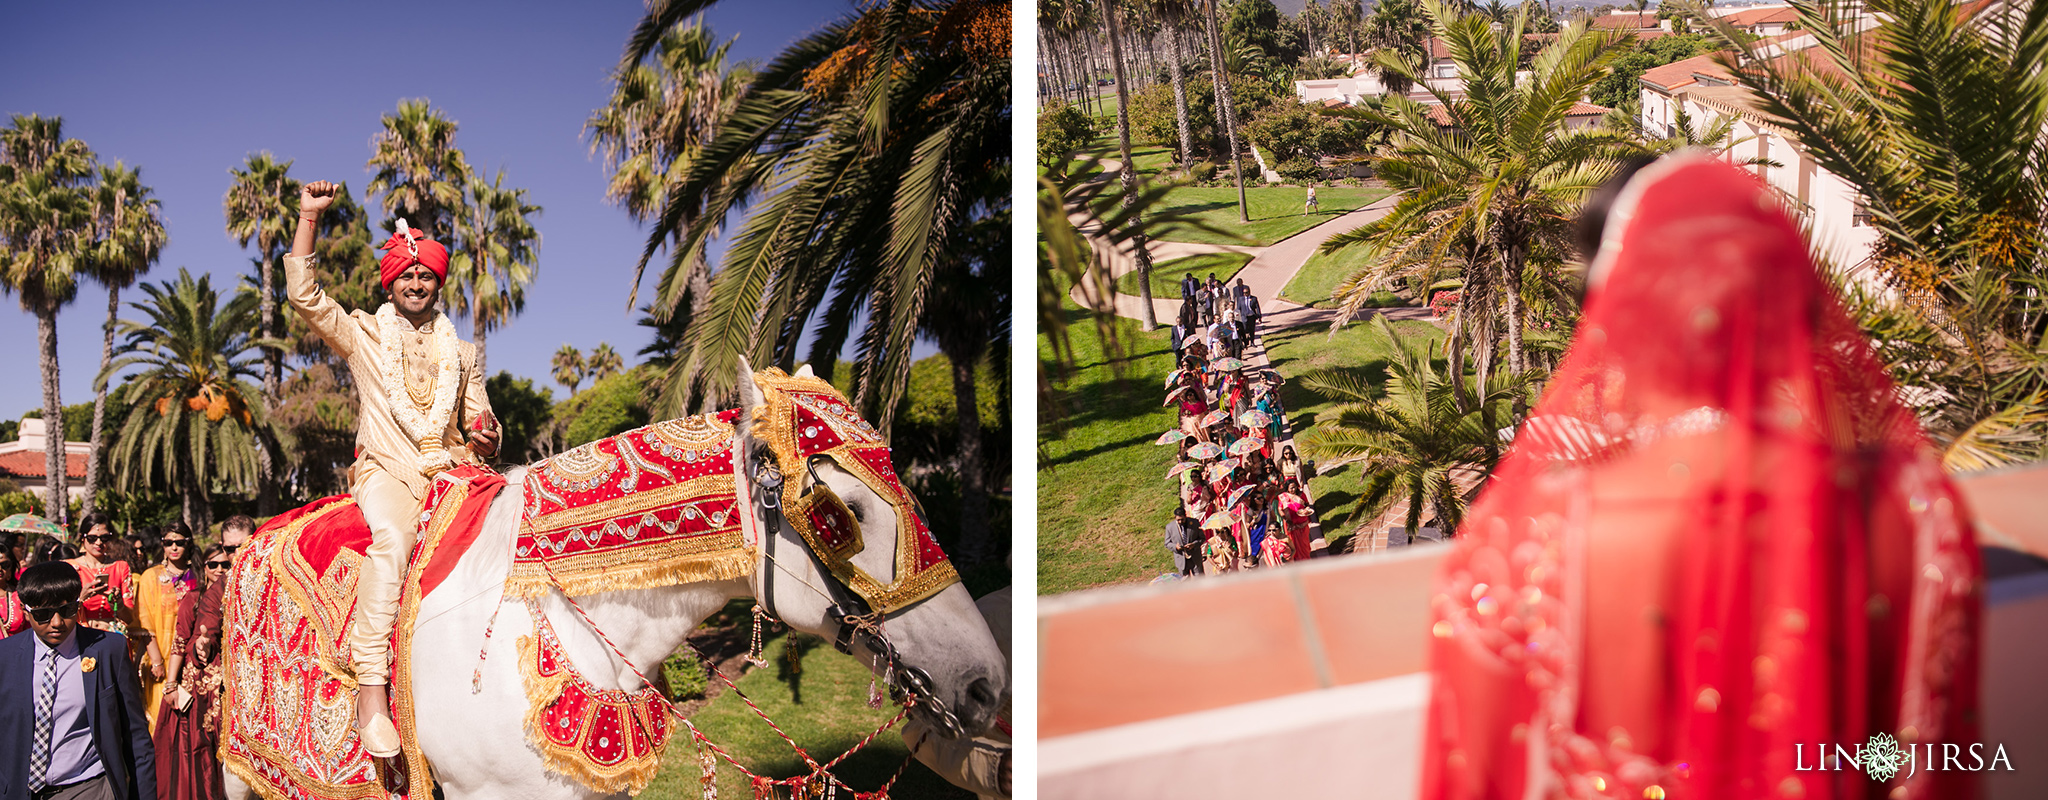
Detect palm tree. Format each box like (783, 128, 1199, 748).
(445, 169, 541, 376)
(588, 18, 751, 347)
(552, 344, 587, 395)
(1692, 0, 2048, 464)
(81, 163, 165, 518)
(586, 343, 625, 383)
(1146, 0, 1202, 166)
(1101, 0, 1162, 331)
(1366, 0, 1432, 97)
(1298, 317, 1518, 537)
(622, 0, 1010, 435)
(918, 212, 1006, 562)
(1332, 0, 1365, 56)
(0, 114, 97, 521)
(1204, 0, 1251, 221)
(223, 152, 300, 403)
(1322, 2, 1630, 385)
(103, 269, 278, 533)
(366, 99, 471, 238)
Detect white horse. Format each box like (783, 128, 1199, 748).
(225, 362, 1007, 799)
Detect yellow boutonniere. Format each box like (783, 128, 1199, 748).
(80, 657, 97, 673)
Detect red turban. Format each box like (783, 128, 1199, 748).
(378, 229, 450, 288)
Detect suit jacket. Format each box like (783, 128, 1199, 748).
(0, 628, 155, 800)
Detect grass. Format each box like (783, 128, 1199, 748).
(1038, 304, 1184, 595)
(1258, 317, 1447, 553)
(1282, 242, 1422, 309)
(645, 629, 974, 799)
(1075, 141, 1176, 178)
(1114, 252, 1254, 299)
(1151, 186, 1393, 246)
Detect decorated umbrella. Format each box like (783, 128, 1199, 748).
(1205, 458, 1240, 482)
(1237, 410, 1272, 429)
(1166, 461, 1201, 480)
(1228, 436, 1267, 457)
(1199, 409, 1230, 428)
(1163, 369, 1184, 390)
(1154, 429, 1190, 445)
(1186, 442, 1225, 460)
(1201, 511, 1237, 530)
(1211, 357, 1247, 372)
(1226, 484, 1259, 509)
(1164, 385, 1192, 406)
(0, 513, 67, 541)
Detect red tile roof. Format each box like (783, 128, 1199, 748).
(1718, 6, 1800, 27)
(1568, 101, 1613, 117)
(1640, 52, 1732, 91)
(0, 450, 87, 480)
(1592, 11, 1660, 29)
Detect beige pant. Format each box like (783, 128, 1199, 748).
(348, 467, 423, 686)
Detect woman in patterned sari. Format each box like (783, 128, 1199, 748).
(157, 545, 231, 800)
(136, 522, 198, 732)
(1420, 157, 1981, 800)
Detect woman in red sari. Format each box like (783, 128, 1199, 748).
(1420, 157, 1980, 800)
(157, 545, 231, 800)
(65, 511, 138, 637)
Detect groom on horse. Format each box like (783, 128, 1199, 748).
(285, 181, 501, 758)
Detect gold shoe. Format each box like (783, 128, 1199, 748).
(356, 711, 401, 758)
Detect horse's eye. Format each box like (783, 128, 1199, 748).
(847, 499, 868, 525)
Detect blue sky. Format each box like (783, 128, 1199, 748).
(0, 0, 876, 417)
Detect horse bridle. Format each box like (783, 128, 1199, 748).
(749, 452, 964, 738)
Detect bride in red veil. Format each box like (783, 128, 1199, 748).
(1419, 156, 1982, 800)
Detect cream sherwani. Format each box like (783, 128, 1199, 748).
(284, 253, 493, 684)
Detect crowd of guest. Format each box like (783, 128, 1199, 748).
(2, 512, 256, 800)
(1159, 279, 1316, 579)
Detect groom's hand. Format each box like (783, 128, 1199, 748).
(300, 180, 338, 217)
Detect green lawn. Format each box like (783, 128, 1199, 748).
(1076, 141, 1176, 177)
(1114, 252, 1254, 299)
(1038, 306, 1184, 595)
(646, 629, 974, 799)
(1151, 186, 1393, 246)
(1282, 241, 1422, 309)
(1259, 317, 1447, 553)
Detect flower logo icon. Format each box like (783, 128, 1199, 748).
(1862, 732, 1907, 782)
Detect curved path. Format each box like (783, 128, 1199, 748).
(1065, 159, 1426, 557)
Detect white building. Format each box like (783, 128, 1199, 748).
(0, 417, 91, 505)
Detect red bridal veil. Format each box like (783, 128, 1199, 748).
(1420, 157, 1982, 800)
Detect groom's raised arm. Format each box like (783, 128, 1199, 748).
(284, 180, 362, 358)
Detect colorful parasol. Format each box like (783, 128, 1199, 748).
(1164, 385, 1191, 406)
(1155, 429, 1190, 445)
(1237, 410, 1272, 428)
(1226, 484, 1259, 509)
(1186, 442, 1225, 460)
(1164, 369, 1184, 390)
(1205, 458, 1240, 482)
(1201, 511, 1237, 530)
(1211, 357, 1247, 372)
(0, 513, 67, 541)
(1166, 461, 1201, 479)
(1228, 437, 1267, 457)
(1200, 409, 1231, 428)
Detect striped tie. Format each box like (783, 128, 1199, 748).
(27, 648, 56, 792)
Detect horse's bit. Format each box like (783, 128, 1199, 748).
(751, 452, 964, 738)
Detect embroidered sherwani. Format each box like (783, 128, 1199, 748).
(284, 253, 493, 684)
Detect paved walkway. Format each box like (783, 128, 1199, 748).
(1067, 160, 1430, 557)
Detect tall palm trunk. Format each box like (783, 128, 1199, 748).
(1103, 0, 1159, 330)
(257, 237, 282, 517)
(83, 284, 117, 518)
(948, 349, 989, 563)
(1494, 221, 1526, 377)
(1167, 23, 1195, 167)
(1204, 0, 1249, 222)
(474, 314, 490, 378)
(35, 307, 68, 523)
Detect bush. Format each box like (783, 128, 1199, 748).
(1360, 290, 1407, 308)
(1037, 101, 1098, 174)
(1188, 160, 1217, 182)
(1276, 157, 1322, 184)
(661, 650, 710, 701)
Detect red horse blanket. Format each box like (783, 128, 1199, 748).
(219, 466, 504, 800)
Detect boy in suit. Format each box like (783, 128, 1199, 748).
(1, 562, 155, 800)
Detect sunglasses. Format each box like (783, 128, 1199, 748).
(161, 539, 190, 547)
(222, 544, 240, 555)
(26, 601, 80, 624)
(80, 534, 113, 544)
(205, 560, 232, 570)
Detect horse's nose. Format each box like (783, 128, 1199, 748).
(962, 676, 1001, 728)
(967, 677, 998, 708)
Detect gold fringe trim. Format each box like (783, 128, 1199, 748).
(504, 548, 756, 598)
(516, 633, 670, 796)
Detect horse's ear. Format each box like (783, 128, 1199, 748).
(736, 356, 764, 416)
(794, 363, 815, 379)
